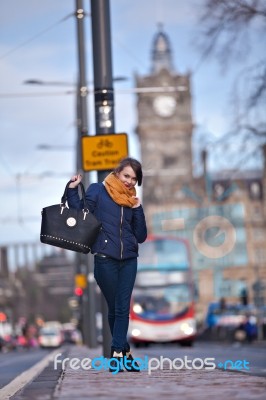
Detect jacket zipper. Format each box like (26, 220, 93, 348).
(120, 206, 124, 259)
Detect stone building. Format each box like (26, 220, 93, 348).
(135, 28, 266, 321)
(136, 29, 193, 206)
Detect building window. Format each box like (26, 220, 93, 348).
(253, 228, 266, 242)
(248, 180, 263, 200)
(163, 155, 177, 167)
(254, 248, 266, 265)
(219, 279, 232, 297)
(252, 205, 263, 221)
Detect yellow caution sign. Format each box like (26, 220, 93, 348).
(81, 133, 128, 171)
(75, 274, 87, 289)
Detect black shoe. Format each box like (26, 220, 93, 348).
(109, 351, 124, 373)
(122, 350, 140, 372)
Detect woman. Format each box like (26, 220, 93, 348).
(67, 157, 147, 372)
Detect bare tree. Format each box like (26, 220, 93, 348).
(197, 0, 266, 145)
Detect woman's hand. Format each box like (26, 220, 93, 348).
(132, 196, 141, 208)
(68, 174, 82, 188)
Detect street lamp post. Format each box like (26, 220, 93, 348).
(75, 0, 98, 348)
(90, 0, 114, 357)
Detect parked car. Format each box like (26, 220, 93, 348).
(0, 336, 6, 352)
(38, 326, 63, 348)
(205, 302, 258, 342)
(205, 302, 256, 329)
(61, 323, 82, 345)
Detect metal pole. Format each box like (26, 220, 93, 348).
(90, 0, 114, 357)
(75, 0, 97, 348)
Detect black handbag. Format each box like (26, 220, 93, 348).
(40, 180, 102, 254)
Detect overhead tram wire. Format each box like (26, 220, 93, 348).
(112, 34, 147, 71)
(0, 86, 189, 99)
(0, 77, 128, 99)
(0, 90, 75, 99)
(0, 13, 74, 62)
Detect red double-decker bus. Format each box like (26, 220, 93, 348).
(128, 235, 196, 347)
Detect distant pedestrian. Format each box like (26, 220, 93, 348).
(219, 297, 226, 312)
(240, 288, 249, 306)
(244, 315, 258, 343)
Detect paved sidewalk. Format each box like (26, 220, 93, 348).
(52, 346, 266, 400)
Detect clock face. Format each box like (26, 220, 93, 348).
(153, 95, 176, 117)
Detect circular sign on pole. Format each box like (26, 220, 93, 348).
(193, 215, 236, 259)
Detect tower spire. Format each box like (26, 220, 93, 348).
(151, 25, 174, 74)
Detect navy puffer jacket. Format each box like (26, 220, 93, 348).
(67, 183, 147, 260)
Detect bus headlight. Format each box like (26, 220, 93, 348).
(133, 304, 143, 314)
(131, 329, 141, 337)
(180, 321, 194, 335)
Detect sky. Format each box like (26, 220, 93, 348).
(0, 0, 264, 247)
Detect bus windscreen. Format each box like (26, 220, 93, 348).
(138, 238, 189, 270)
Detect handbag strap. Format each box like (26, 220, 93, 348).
(61, 180, 89, 210)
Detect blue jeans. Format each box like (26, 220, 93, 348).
(94, 256, 137, 353)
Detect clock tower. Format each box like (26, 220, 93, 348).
(135, 28, 194, 210)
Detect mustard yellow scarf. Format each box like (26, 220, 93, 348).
(104, 172, 137, 207)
